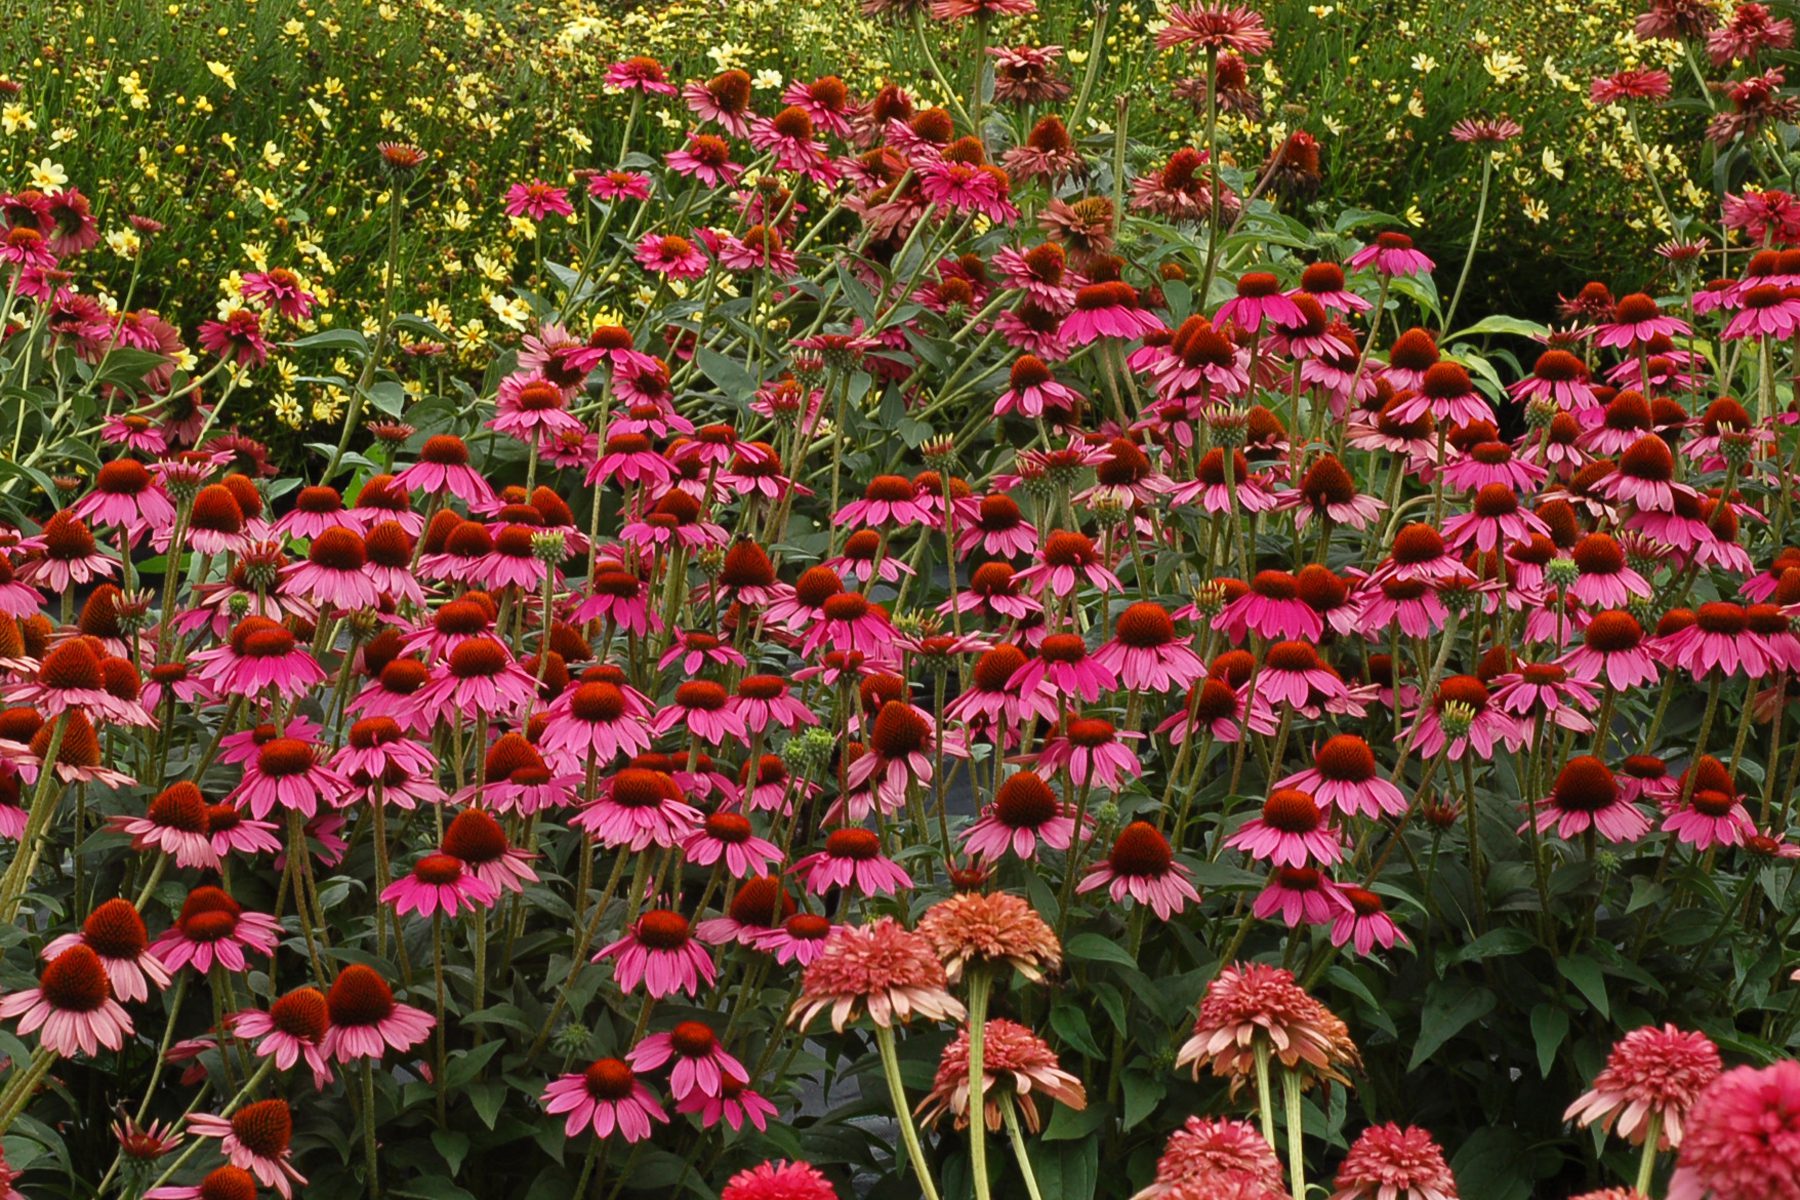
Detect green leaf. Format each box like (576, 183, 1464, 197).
(396, 1176, 478, 1200)
(431, 1129, 470, 1175)
(1409, 981, 1496, 1070)
(443, 1039, 503, 1089)
(1530, 1003, 1569, 1078)
(1049, 997, 1104, 1057)
(1558, 955, 1610, 1018)
(692, 345, 758, 404)
(1064, 932, 1138, 969)
(1446, 314, 1550, 342)
(468, 1080, 505, 1129)
(287, 328, 370, 354)
(1120, 1069, 1165, 1130)
(1439, 926, 1535, 969)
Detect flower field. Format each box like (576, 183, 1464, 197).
(1, 0, 1800, 1197)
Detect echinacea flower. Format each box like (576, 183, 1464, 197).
(42, 898, 170, 1004)
(1078, 821, 1201, 918)
(789, 917, 966, 1032)
(1565, 1024, 1722, 1148)
(542, 1058, 669, 1141)
(1328, 886, 1409, 956)
(917, 1017, 1086, 1133)
(186, 1101, 306, 1198)
(231, 986, 334, 1090)
(961, 770, 1080, 860)
(1667, 1060, 1800, 1200)
(720, 1160, 839, 1200)
(1330, 1124, 1458, 1200)
(321, 963, 434, 1062)
(1133, 1116, 1285, 1200)
(794, 827, 913, 897)
(150, 887, 281, 975)
(0, 943, 133, 1057)
(381, 852, 500, 919)
(1226, 788, 1343, 866)
(1175, 961, 1359, 1086)
(1527, 755, 1649, 843)
(1276, 735, 1407, 819)
(627, 1020, 747, 1103)
(918, 890, 1061, 983)
(595, 910, 717, 999)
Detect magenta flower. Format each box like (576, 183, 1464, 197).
(41, 899, 169, 1004)
(504, 179, 575, 221)
(1275, 735, 1407, 819)
(543, 1058, 670, 1141)
(962, 771, 1079, 861)
(0, 944, 133, 1057)
(794, 828, 914, 897)
(381, 853, 500, 919)
(1254, 866, 1338, 927)
(571, 767, 702, 851)
(1347, 231, 1434, 277)
(596, 910, 717, 999)
(149, 887, 281, 975)
(682, 812, 782, 878)
(1038, 717, 1143, 790)
(1077, 821, 1201, 918)
(321, 964, 434, 1062)
(1328, 886, 1409, 956)
(628, 1020, 748, 1103)
(1092, 602, 1204, 692)
(231, 986, 334, 1090)
(1226, 788, 1342, 867)
(1526, 756, 1649, 843)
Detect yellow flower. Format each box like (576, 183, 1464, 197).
(1541, 147, 1565, 181)
(28, 158, 67, 188)
(105, 228, 142, 258)
(1404, 203, 1425, 226)
(207, 60, 238, 90)
(1, 104, 35, 134)
(488, 293, 532, 331)
(1521, 197, 1549, 224)
(1484, 50, 1526, 84)
(1411, 54, 1438, 74)
(272, 394, 305, 428)
(119, 71, 150, 110)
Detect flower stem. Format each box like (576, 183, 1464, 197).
(873, 1023, 942, 1200)
(1253, 1040, 1277, 1150)
(1635, 1112, 1662, 1197)
(967, 969, 993, 1200)
(1280, 1066, 1306, 1200)
(1003, 1097, 1045, 1200)
(363, 1058, 381, 1199)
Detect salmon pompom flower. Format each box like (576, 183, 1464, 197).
(1132, 1116, 1286, 1200)
(917, 890, 1062, 983)
(1175, 961, 1360, 1086)
(916, 1017, 1087, 1132)
(1329, 1123, 1459, 1200)
(789, 917, 966, 1032)
(720, 1160, 839, 1200)
(1565, 1024, 1722, 1148)
(0, 943, 134, 1057)
(541, 1058, 669, 1142)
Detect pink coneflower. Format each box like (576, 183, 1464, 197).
(1016, 529, 1122, 596)
(280, 527, 379, 610)
(635, 231, 710, 279)
(604, 55, 678, 94)
(392, 434, 496, 507)
(1227, 788, 1342, 866)
(504, 179, 575, 221)
(795, 827, 914, 897)
(227, 736, 351, 820)
(729, 674, 819, 734)
(746, 912, 837, 966)
(231, 987, 333, 1090)
(1216, 570, 1323, 642)
(1078, 821, 1201, 918)
(962, 770, 1079, 860)
(667, 132, 744, 188)
(653, 680, 747, 745)
(1664, 787, 1757, 850)
(414, 636, 540, 722)
(1347, 231, 1434, 278)
(192, 617, 326, 701)
(240, 268, 316, 321)
(492, 373, 585, 442)
(1667, 1059, 1800, 1200)
(718, 225, 798, 274)
(150, 886, 282, 975)
(42, 898, 170, 1004)
(1595, 293, 1689, 350)
(1450, 115, 1522, 144)
(1388, 361, 1495, 428)
(1215, 271, 1305, 332)
(677, 1074, 780, 1133)
(1009, 633, 1116, 705)
(628, 1020, 747, 1103)
(1329, 886, 1409, 956)
(789, 917, 966, 1032)
(321, 964, 434, 1062)
(947, 644, 1060, 730)
(1657, 602, 1770, 678)
(596, 910, 717, 1000)
(197, 307, 269, 367)
(144, 1165, 254, 1200)
(749, 107, 838, 182)
(588, 170, 652, 202)
(438, 808, 537, 895)
(1561, 609, 1660, 689)
(1092, 602, 1203, 692)
(1277, 735, 1407, 819)
(1039, 717, 1143, 790)
(1330, 1124, 1458, 1200)
(1567, 1024, 1723, 1149)
(1592, 67, 1673, 104)
(543, 1058, 669, 1141)
(572, 767, 701, 851)
(186, 1101, 306, 1198)
(73, 458, 176, 537)
(1061, 281, 1164, 344)
(18, 510, 115, 590)
(1175, 961, 1358, 1084)
(541, 680, 652, 764)
(204, 803, 283, 861)
(0, 943, 133, 1056)
(1528, 755, 1649, 843)
(683, 811, 782, 878)
(996, 354, 1083, 420)
(382, 852, 499, 919)
(1289, 454, 1385, 529)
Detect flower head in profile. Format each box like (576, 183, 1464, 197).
(917, 1017, 1086, 1132)
(1175, 961, 1359, 1088)
(1330, 1124, 1458, 1200)
(42, 897, 170, 1003)
(918, 891, 1062, 983)
(321, 963, 434, 1062)
(381, 852, 500, 919)
(790, 917, 966, 1032)
(1132, 1116, 1285, 1200)
(186, 1100, 306, 1197)
(1565, 1024, 1722, 1148)
(1668, 1060, 1800, 1200)
(0, 943, 133, 1057)
(1079, 820, 1202, 918)
(542, 1058, 669, 1142)
(1156, 1, 1274, 55)
(231, 986, 334, 1090)
(595, 910, 717, 1000)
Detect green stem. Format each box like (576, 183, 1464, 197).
(967, 970, 993, 1200)
(1003, 1097, 1045, 1200)
(874, 1024, 943, 1200)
